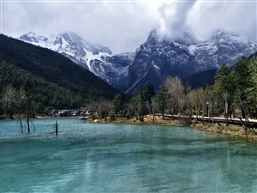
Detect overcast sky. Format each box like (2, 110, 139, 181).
(1, 0, 256, 54)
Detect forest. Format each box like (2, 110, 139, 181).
(0, 34, 118, 118)
(0, 34, 256, 124)
(90, 54, 257, 123)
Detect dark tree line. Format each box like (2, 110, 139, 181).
(0, 60, 86, 118)
(1, 52, 256, 131)
(106, 56, 257, 124)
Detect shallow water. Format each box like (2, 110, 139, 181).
(1, 117, 257, 192)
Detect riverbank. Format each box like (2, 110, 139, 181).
(90, 115, 257, 142)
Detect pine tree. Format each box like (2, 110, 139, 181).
(214, 64, 234, 125)
(143, 82, 155, 121)
(233, 57, 253, 118)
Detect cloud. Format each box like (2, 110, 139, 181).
(2, 1, 159, 54)
(2, 0, 256, 54)
(189, 1, 256, 43)
(157, 1, 197, 41)
(156, 0, 256, 44)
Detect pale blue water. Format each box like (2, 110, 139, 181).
(0, 117, 257, 193)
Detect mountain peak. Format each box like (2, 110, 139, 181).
(58, 31, 83, 43)
(209, 29, 244, 44)
(19, 32, 49, 43)
(146, 29, 160, 45)
(147, 28, 197, 46)
(19, 31, 112, 70)
(125, 28, 257, 94)
(27, 31, 36, 36)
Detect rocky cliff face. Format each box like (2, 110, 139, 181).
(19, 29, 256, 95)
(125, 29, 256, 95)
(19, 32, 135, 89)
(90, 52, 135, 90)
(19, 31, 112, 70)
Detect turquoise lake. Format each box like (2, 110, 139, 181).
(1, 117, 257, 193)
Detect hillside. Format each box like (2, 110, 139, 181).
(0, 35, 118, 112)
(183, 52, 257, 89)
(125, 29, 256, 95)
(183, 69, 217, 89)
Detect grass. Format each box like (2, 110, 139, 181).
(89, 114, 257, 142)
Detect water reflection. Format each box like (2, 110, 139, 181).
(1, 118, 257, 192)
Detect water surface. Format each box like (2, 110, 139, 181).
(1, 117, 257, 192)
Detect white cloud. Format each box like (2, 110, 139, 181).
(156, 1, 256, 44)
(188, 1, 256, 42)
(157, 1, 197, 41)
(2, 1, 160, 54)
(2, 0, 256, 54)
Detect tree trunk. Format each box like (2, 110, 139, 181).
(223, 91, 229, 126)
(26, 113, 30, 134)
(55, 121, 58, 136)
(239, 96, 246, 119)
(148, 100, 155, 122)
(152, 107, 156, 122)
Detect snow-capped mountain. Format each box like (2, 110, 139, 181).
(19, 32, 112, 70)
(126, 29, 199, 94)
(189, 29, 257, 71)
(19, 29, 256, 95)
(90, 52, 135, 91)
(19, 32, 135, 88)
(125, 29, 256, 94)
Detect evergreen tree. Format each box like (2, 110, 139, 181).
(129, 89, 146, 122)
(143, 82, 155, 121)
(112, 93, 125, 116)
(214, 64, 235, 125)
(154, 84, 168, 119)
(247, 57, 257, 117)
(233, 57, 253, 118)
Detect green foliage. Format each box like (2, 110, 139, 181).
(0, 61, 83, 112)
(214, 64, 234, 96)
(154, 84, 168, 117)
(0, 34, 118, 115)
(233, 57, 252, 89)
(89, 112, 99, 120)
(112, 93, 125, 114)
(129, 89, 147, 119)
(143, 82, 155, 104)
(214, 56, 257, 118)
(243, 55, 257, 117)
(123, 55, 257, 121)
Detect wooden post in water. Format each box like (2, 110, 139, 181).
(26, 112, 30, 134)
(55, 121, 58, 136)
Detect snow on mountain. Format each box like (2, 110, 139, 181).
(189, 29, 257, 71)
(90, 52, 135, 91)
(19, 29, 256, 95)
(19, 32, 136, 89)
(19, 31, 112, 70)
(125, 28, 257, 95)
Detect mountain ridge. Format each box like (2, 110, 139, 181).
(18, 29, 256, 95)
(1, 34, 118, 101)
(19, 32, 134, 88)
(125, 28, 256, 94)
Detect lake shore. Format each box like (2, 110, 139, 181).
(1, 113, 256, 142)
(90, 115, 257, 142)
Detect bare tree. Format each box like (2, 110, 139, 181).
(1, 85, 26, 119)
(164, 76, 185, 115)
